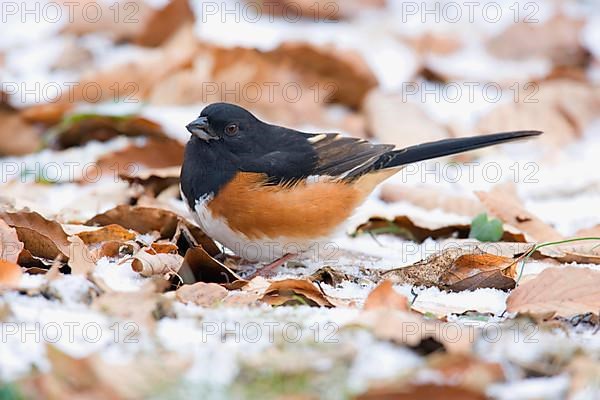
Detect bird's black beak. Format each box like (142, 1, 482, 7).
(186, 116, 217, 141)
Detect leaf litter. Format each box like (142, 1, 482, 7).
(2, 0, 600, 398)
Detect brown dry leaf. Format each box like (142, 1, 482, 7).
(50, 114, 167, 149)
(67, 236, 95, 275)
(86, 205, 219, 255)
(403, 32, 463, 56)
(383, 247, 523, 291)
(178, 245, 242, 285)
(150, 40, 375, 126)
(440, 253, 518, 292)
(475, 190, 563, 243)
(566, 356, 600, 398)
(267, 42, 378, 108)
(62, 0, 193, 47)
(356, 216, 470, 243)
(427, 353, 505, 393)
(260, 279, 334, 307)
(176, 282, 228, 306)
(533, 240, 600, 265)
(360, 309, 474, 354)
(259, 0, 385, 20)
(96, 137, 184, 179)
(150, 242, 178, 254)
(20, 103, 74, 126)
(92, 282, 172, 328)
(131, 248, 183, 277)
(506, 267, 600, 318)
(223, 276, 271, 306)
(380, 184, 485, 217)
(21, 345, 188, 400)
(309, 266, 351, 287)
(0, 260, 22, 288)
(364, 90, 448, 148)
(487, 14, 589, 69)
(64, 24, 198, 104)
(357, 384, 486, 400)
(150, 45, 323, 126)
(0, 109, 42, 156)
(121, 166, 181, 197)
(0, 210, 71, 262)
(363, 280, 409, 311)
(76, 224, 137, 245)
(477, 80, 599, 147)
(0, 218, 24, 263)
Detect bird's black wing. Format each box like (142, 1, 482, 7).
(304, 133, 396, 180)
(240, 129, 543, 185)
(239, 131, 394, 185)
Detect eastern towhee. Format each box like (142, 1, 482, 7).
(180, 103, 541, 266)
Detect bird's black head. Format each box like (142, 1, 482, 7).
(186, 102, 259, 142)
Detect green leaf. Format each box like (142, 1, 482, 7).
(469, 213, 503, 242)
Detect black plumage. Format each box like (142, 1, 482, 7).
(180, 102, 541, 208)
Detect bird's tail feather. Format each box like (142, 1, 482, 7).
(375, 130, 542, 169)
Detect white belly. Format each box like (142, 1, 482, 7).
(183, 192, 344, 262)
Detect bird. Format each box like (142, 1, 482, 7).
(180, 102, 541, 270)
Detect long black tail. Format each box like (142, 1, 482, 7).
(375, 130, 542, 169)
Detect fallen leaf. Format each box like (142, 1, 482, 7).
(120, 166, 181, 197)
(363, 280, 409, 311)
(403, 32, 463, 55)
(86, 205, 219, 255)
(67, 236, 95, 275)
(0, 260, 22, 288)
(92, 283, 173, 328)
(176, 282, 228, 306)
(475, 190, 563, 243)
(260, 0, 385, 20)
(364, 90, 448, 148)
(0, 110, 42, 156)
(0, 210, 71, 262)
(507, 267, 600, 318)
(21, 345, 188, 400)
(357, 384, 486, 400)
(261, 279, 334, 307)
(359, 309, 474, 354)
(96, 137, 184, 179)
(566, 356, 600, 399)
(62, 0, 193, 46)
(0, 218, 24, 263)
(309, 266, 351, 286)
(487, 14, 589, 69)
(440, 253, 518, 292)
(267, 42, 378, 108)
(131, 248, 183, 277)
(20, 103, 74, 126)
(64, 24, 198, 104)
(427, 353, 505, 393)
(76, 224, 137, 245)
(49, 113, 167, 149)
(150, 242, 179, 254)
(477, 80, 599, 147)
(355, 215, 470, 243)
(383, 247, 521, 291)
(380, 184, 485, 217)
(223, 276, 271, 306)
(178, 245, 242, 285)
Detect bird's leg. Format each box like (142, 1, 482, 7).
(247, 253, 295, 279)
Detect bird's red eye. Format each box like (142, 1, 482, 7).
(225, 123, 238, 136)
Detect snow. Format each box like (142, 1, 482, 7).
(93, 258, 146, 292)
(487, 376, 570, 400)
(1, 0, 600, 394)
